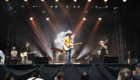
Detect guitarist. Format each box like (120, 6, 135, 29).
(99, 39, 108, 63)
(63, 32, 73, 64)
(20, 42, 31, 64)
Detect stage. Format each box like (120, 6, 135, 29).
(0, 64, 136, 80)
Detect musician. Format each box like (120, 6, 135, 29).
(20, 42, 31, 64)
(99, 40, 108, 62)
(11, 47, 17, 57)
(11, 47, 18, 64)
(63, 32, 73, 64)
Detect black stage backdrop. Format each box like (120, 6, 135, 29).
(0, 64, 136, 80)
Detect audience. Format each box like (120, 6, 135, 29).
(5, 74, 13, 80)
(81, 71, 90, 80)
(132, 64, 140, 80)
(117, 68, 131, 80)
(54, 71, 64, 80)
(27, 69, 44, 80)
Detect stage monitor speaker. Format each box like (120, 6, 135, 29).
(89, 57, 103, 64)
(104, 57, 119, 63)
(35, 57, 48, 64)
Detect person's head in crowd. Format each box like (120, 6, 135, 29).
(81, 71, 90, 80)
(117, 68, 131, 80)
(55, 71, 64, 80)
(135, 64, 140, 74)
(32, 69, 40, 78)
(5, 74, 13, 80)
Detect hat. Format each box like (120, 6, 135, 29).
(99, 41, 105, 44)
(66, 32, 73, 36)
(13, 47, 16, 49)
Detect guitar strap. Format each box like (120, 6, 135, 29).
(27, 47, 28, 52)
(32, 77, 37, 80)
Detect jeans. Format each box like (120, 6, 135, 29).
(66, 49, 71, 64)
(21, 56, 27, 64)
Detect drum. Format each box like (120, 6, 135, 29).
(58, 54, 66, 63)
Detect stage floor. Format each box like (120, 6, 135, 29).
(0, 64, 136, 80)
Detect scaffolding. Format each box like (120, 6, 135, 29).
(115, 14, 124, 63)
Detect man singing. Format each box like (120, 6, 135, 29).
(20, 42, 30, 64)
(63, 32, 73, 64)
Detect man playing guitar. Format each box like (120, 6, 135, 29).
(63, 32, 82, 64)
(20, 42, 31, 64)
(63, 32, 73, 64)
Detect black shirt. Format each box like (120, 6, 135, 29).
(20, 46, 30, 53)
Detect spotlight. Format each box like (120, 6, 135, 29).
(95, 6, 98, 8)
(73, 6, 76, 8)
(55, 0, 58, 2)
(104, 0, 108, 2)
(66, 6, 68, 8)
(98, 17, 102, 20)
(78, 6, 80, 8)
(46, 18, 49, 21)
(88, 0, 91, 2)
(74, 0, 77, 2)
(123, 0, 127, 2)
(5, 0, 9, 2)
(30, 17, 33, 20)
(55, 6, 58, 8)
(51, 6, 53, 8)
(41, 0, 44, 2)
(83, 17, 86, 21)
(24, 0, 28, 2)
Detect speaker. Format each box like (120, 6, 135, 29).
(104, 57, 119, 63)
(35, 57, 48, 64)
(89, 57, 103, 64)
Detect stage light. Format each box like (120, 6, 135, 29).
(74, 0, 77, 2)
(55, 6, 58, 8)
(55, 0, 58, 2)
(104, 0, 108, 2)
(83, 17, 86, 21)
(46, 17, 49, 21)
(78, 6, 80, 8)
(73, 6, 76, 8)
(24, 0, 28, 2)
(51, 6, 53, 8)
(41, 0, 44, 2)
(106, 6, 108, 8)
(98, 17, 102, 20)
(66, 6, 68, 8)
(5, 0, 9, 2)
(123, 0, 127, 2)
(30, 17, 33, 20)
(95, 6, 98, 8)
(88, 0, 91, 2)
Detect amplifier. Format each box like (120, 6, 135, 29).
(35, 57, 48, 64)
(104, 57, 119, 63)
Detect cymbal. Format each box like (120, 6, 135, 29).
(51, 48, 63, 53)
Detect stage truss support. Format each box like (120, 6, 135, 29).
(115, 13, 124, 63)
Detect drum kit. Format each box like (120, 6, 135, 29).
(51, 48, 66, 63)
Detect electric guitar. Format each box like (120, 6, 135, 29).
(63, 42, 82, 51)
(20, 52, 36, 57)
